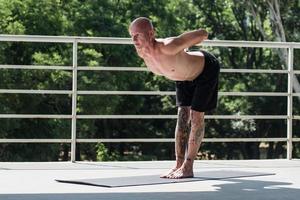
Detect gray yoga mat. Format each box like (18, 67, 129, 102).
(55, 170, 274, 188)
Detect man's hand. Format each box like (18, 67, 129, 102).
(199, 29, 208, 40)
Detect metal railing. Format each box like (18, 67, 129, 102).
(0, 35, 299, 161)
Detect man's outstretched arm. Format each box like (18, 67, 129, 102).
(161, 29, 208, 55)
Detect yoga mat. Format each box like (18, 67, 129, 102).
(56, 170, 274, 188)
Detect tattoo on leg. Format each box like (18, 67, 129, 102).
(189, 114, 205, 145)
(175, 107, 190, 161)
(195, 123, 205, 145)
(177, 107, 190, 133)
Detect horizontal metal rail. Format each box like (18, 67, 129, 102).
(2, 64, 300, 74)
(76, 91, 289, 96)
(0, 114, 292, 119)
(0, 89, 290, 97)
(0, 114, 72, 119)
(77, 66, 148, 71)
(1, 35, 300, 48)
(77, 115, 288, 120)
(294, 116, 300, 120)
(77, 138, 289, 143)
(219, 92, 289, 96)
(221, 69, 289, 74)
(0, 64, 73, 70)
(0, 139, 71, 143)
(0, 35, 133, 44)
(293, 93, 300, 96)
(0, 89, 72, 95)
(1, 137, 295, 143)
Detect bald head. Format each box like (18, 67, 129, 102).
(129, 17, 155, 49)
(129, 17, 154, 33)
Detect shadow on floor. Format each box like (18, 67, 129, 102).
(1, 178, 300, 200)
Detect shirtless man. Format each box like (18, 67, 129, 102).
(129, 17, 220, 179)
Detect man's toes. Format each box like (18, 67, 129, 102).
(160, 169, 177, 178)
(160, 174, 167, 178)
(167, 168, 193, 179)
(166, 174, 174, 179)
(167, 172, 176, 179)
(167, 171, 180, 179)
(161, 173, 172, 178)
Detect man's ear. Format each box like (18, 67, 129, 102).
(149, 29, 155, 38)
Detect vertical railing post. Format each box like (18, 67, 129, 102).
(287, 46, 294, 160)
(71, 39, 78, 162)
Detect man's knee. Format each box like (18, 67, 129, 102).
(177, 106, 191, 132)
(178, 106, 190, 120)
(190, 110, 204, 126)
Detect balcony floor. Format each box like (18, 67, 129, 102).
(0, 159, 300, 200)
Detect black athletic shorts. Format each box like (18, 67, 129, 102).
(175, 50, 220, 112)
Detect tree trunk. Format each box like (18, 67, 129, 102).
(248, 0, 300, 98)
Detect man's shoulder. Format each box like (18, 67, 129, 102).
(154, 38, 175, 51)
(154, 38, 180, 56)
(153, 39, 165, 52)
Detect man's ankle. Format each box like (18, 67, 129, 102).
(175, 155, 185, 167)
(183, 158, 194, 168)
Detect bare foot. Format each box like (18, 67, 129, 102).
(160, 167, 179, 178)
(167, 164, 194, 179)
(160, 158, 184, 178)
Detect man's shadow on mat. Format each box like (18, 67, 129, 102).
(2, 178, 300, 200)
